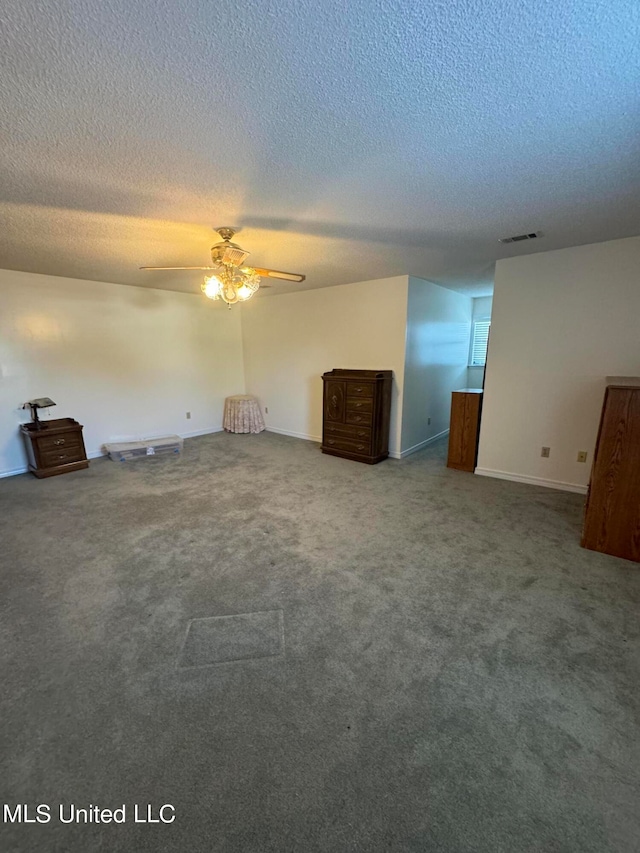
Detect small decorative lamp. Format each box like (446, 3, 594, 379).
(22, 397, 56, 430)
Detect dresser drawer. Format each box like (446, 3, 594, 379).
(41, 446, 85, 468)
(324, 422, 372, 441)
(345, 410, 373, 426)
(346, 397, 373, 414)
(36, 433, 82, 453)
(346, 382, 374, 398)
(323, 435, 371, 455)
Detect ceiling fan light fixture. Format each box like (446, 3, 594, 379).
(202, 274, 223, 299)
(201, 265, 261, 305)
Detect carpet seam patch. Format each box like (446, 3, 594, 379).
(176, 608, 285, 669)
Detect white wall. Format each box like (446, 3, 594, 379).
(240, 276, 409, 456)
(0, 269, 245, 476)
(477, 235, 640, 492)
(400, 278, 471, 456)
(467, 295, 493, 388)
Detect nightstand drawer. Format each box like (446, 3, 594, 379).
(37, 433, 82, 453)
(41, 447, 85, 468)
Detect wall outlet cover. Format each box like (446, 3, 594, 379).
(541, 446, 550, 458)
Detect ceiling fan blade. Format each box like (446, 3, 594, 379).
(139, 266, 217, 271)
(253, 268, 306, 282)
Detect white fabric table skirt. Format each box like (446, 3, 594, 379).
(223, 395, 266, 434)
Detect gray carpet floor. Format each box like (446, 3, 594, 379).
(1, 431, 639, 853)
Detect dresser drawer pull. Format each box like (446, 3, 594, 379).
(357, 431, 366, 437)
(54, 438, 65, 446)
(355, 402, 363, 407)
(357, 444, 365, 450)
(352, 416, 362, 422)
(354, 387, 363, 392)
(327, 440, 335, 445)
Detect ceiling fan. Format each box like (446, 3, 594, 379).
(140, 227, 306, 305)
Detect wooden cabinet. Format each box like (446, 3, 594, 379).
(581, 384, 640, 562)
(447, 389, 483, 472)
(321, 369, 392, 464)
(21, 418, 89, 478)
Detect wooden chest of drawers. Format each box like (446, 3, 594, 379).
(20, 418, 89, 478)
(321, 369, 392, 464)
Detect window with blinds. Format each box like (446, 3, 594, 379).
(469, 320, 491, 366)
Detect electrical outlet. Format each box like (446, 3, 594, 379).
(186, 411, 191, 419)
(577, 451, 587, 463)
(427, 417, 431, 425)
(265, 407, 268, 414)
(541, 446, 550, 458)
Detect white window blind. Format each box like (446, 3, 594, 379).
(470, 320, 491, 366)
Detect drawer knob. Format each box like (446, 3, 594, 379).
(355, 402, 362, 408)
(353, 416, 362, 422)
(328, 440, 335, 445)
(355, 387, 363, 392)
(357, 445, 364, 450)
(358, 431, 366, 437)
(54, 438, 65, 446)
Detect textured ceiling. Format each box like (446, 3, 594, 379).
(1, 0, 638, 298)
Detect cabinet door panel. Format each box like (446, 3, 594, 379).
(325, 381, 345, 422)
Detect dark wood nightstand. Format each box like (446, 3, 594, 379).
(20, 418, 89, 478)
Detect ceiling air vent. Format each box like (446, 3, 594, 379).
(499, 232, 541, 244)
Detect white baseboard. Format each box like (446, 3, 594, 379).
(180, 426, 224, 439)
(0, 466, 28, 479)
(474, 467, 588, 495)
(399, 429, 449, 459)
(264, 427, 446, 461)
(266, 427, 321, 443)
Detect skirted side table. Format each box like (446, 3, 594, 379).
(223, 395, 265, 434)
